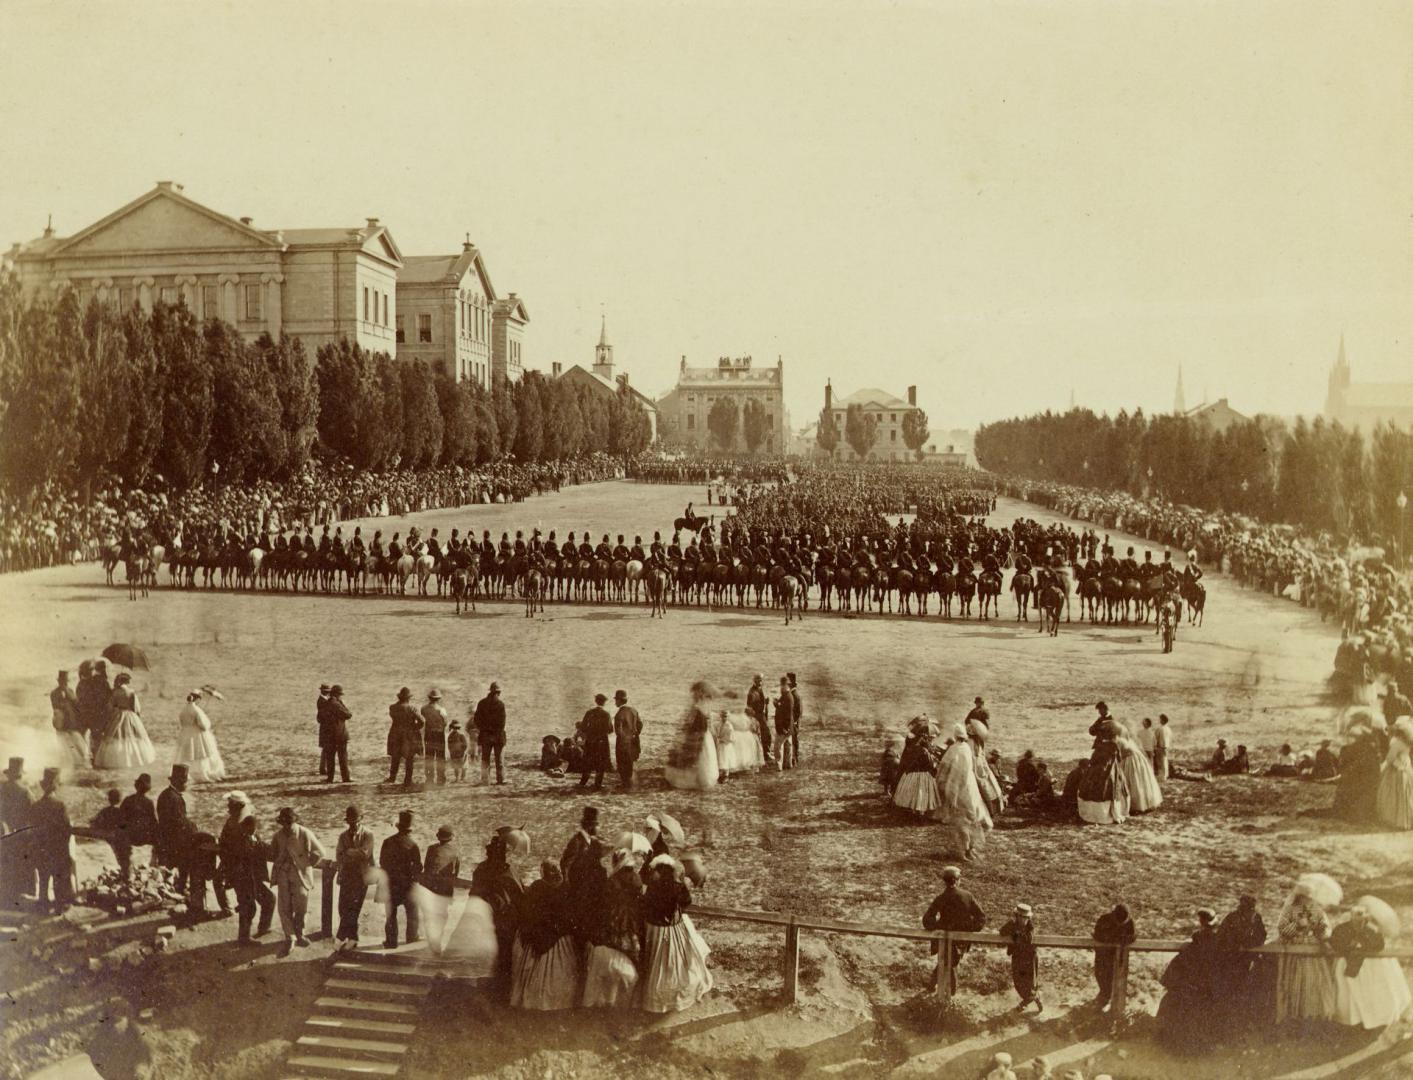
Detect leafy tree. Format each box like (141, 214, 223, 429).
(815, 406, 840, 458)
(707, 396, 739, 452)
(206, 319, 282, 485)
(513, 373, 544, 462)
(374, 352, 404, 469)
(901, 407, 930, 462)
(255, 333, 319, 476)
(152, 301, 213, 490)
(491, 378, 518, 459)
(742, 399, 770, 454)
(843, 403, 877, 461)
(75, 300, 132, 482)
(116, 304, 164, 487)
(399, 361, 442, 469)
(0, 291, 82, 489)
(435, 372, 477, 465)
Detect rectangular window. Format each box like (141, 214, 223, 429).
(396, 314, 405, 344)
(159, 286, 177, 305)
(202, 285, 217, 319)
(363, 287, 370, 322)
(891, 413, 897, 422)
(418, 313, 432, 343)
(244, 283, 262, 320)
(687, 414, 696, 430)
(382, 293, 389, 327)
(890, 429, 897, 441)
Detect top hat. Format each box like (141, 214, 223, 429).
(169, 764, 189, 782)
(5, 757, 22, 778)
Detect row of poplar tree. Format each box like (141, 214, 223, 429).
(974, 407, 1412, 544)
(0, 277, 653, 494)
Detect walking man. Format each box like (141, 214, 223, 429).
(474, 682, 506, 785)
(334, 805, 374, 951)
(788, 673, 803, 765)
(269, 806, 326, 957)
(323, 685, 352, 783)
(773, 677, 795, 770)
(422, 689, 448, 785)
(380, 810, 421, 948)
(577, 694, 613, 790)
(420, 826, 461, 954)
(613, 690, 642, 790)
(387, 687, 423, 787)
(155, 765, 193, 895)
(224, 815, 273, 943)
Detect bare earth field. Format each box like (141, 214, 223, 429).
(3, 480, 1413, 1080)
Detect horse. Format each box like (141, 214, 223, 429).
(124, 553, 149, 601)
(238, 547, 264, 590)
(1079, 575, 1104, 622)
(674, 512, 708, 534)
(1101, 575, 1124, 624)
(1121, 577, 1143, 623)
(977, 569, 1002, 619)
(102, 543, 122, 586)
(710, 561, 732, 608)
(524, 567, 544, 618)
(1037, 582, 1065, 636)
(646, 565, 669, 618)
(779, 573, 804, 625)
(625, 559, 646, 603)
(934, 570, 955, 618)
(610, 559, 629, 603)
(1011, 569, 1034, 621)
(912, 565, 933, 615)
(893, 567, 915, 615)
(1183, 579, 1206, 626)
(816, 565, 835, 612)
(955, 572, 977, 618)
(414, 553, 436, 597)
(450, 552, 479, 614)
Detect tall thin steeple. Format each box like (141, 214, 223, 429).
(1174, 364, 1187, 415)
(593, 311, 614, 380)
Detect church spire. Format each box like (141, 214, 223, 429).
(598, 311, 609, 348)
(1174, 364, 1186, 415)
(593, 310, 614, 380)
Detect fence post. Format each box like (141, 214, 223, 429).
(935, 932, 953, 1014)
(1109, 945, 1130, 1021)
(783, 916, 800, 1004)
(320, 863, 334, 940)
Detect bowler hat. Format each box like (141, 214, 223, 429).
(594, 693, 607, 705)
(489, 682, 501, 693)
(428, 688, 442, 701)
(320, 683, 331, 693)
(397, 687, 412, 701)
(330, 685, 344, 696)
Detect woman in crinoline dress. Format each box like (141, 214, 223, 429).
(94, 673, 156, 770)
(583, 849, 645, 1008)
(664, 682, 720, 791)
(932, 725, 993, 861)
(892, 717, 942, 817)
(1116, 723, 1163, 813)
(1375, 718, 1413, 830)
(509, 861, 581, 1010)
(639, 856, 713, 1013)
(726, 710, 765, 772)
(1077, 717, 1130, 825)
(1332, 895, 1412, 1029)
(174, 690, 226, 783)
(1275, 873, 1341, 1025)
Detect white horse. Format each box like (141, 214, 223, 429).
(625, 559, 646, 603)
(414, 553, 436, 596)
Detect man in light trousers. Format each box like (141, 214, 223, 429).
(269, 806, 327, 957)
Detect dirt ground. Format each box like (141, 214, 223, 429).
(3, 480, 1412, 1079)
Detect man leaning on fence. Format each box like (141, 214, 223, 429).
(922, 865, 987, 993)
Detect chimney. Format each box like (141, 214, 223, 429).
(825, 379, 833, 411)
(155, 181, 182, 192)
(907, 385, 917, 407)
(680, 356, 687, 372)
(240, 216, 253, 226)
(551, 361, 562, 377)
(42, 213, 54, 239)
(509, 292, 517, 299)
(464, 233, 474, 251)
(366, 217, 380, 229)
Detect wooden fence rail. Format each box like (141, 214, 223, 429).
(314, 868, 1413, 1019)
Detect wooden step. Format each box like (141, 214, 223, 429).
(313, 996, 419, 1018)
(331, 961, 432, 982)
(306, 1015, 415, 1037)
(285, 1055, 399, 1077)
(325, 978, 428, 999)
(296, 1034, 407, 1059)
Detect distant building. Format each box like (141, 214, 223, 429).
(1324, 335, 1413, 432)
(395, 239, 496, 386)
(552, 317, 657, 441)
(7, 181, 401, 354)
(818, 384, 928, 462)
(656, 355, 787, 453)
(1182, 397, 1248, 433)
(491, 294, 529, 384)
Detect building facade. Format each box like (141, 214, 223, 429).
(7, 182, 402, 354)
(553, 318, 658, 441)
(818, 384, 927, 462)
(1324, 336, 1413, 432)
(395, 241, 495, 386)
(491, 295, 529, 384)
(655, 355, 787, 453)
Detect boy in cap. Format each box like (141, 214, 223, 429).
(999, 902, 1041, 1012)
(335, 805, 374, 950)
(446, 720, 469, 782)
(422, 689, 448, 785)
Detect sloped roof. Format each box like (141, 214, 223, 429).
(838, 387, 909, 409)
(283, 224, 403, 267)
(559, 364, 656, 411)
(493, 295, 529, 322)
(398, 247, 496, 297)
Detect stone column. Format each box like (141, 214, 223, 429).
(262, 272, 284, 338)
(177, 274, 198, 311)
(94, 277, 114, 306)
(136, 276, 155, 313)
(219, 274, 239, 323)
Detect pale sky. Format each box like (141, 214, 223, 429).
(2, 0, 1409, 431)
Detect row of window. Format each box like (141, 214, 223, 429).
(394, 313, 435, 344)
(686, 392, 778, 405)
(78, 280, 265, 322)
(461, 298, 488, 342)
(362, 286, 390, 328)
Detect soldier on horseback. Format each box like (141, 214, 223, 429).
(630, 536, 646, 563)
(613, 535, 631, 562)
(561, 532, 577, 561)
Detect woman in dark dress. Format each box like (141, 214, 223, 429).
(639, 858, 712, 1012)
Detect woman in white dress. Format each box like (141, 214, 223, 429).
(892, 718, 942, 817)
(1116, 726, 1163, 814)
(1333, 896, 1412, 1029)
(1376, 719, 1413, 830)
(1275, 873, 1341, 1024)
(727, 711, 765, 772)
(664, 684, 720, 791)
(639, 857, 712, 1012)
(965, 717, 1005, 818)
(174, 690, 226, 783)
(94, 673, 156, 770)
(710, 711, 737, 782)
(932, 726, 993, 860)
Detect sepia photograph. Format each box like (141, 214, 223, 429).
(1, 1, 1411, 1078)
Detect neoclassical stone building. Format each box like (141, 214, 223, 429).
(7, 181, 401, 355)
(396, 240, 497, 386)
(656, 355, 787, 453)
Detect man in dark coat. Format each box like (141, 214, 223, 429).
(787, 673, 803, 765)
(0, 756, 36, 907)
(155, 764, 194, 894)
(76, 660, 110, 763)
(120, 773, 158, 856)
(773, 677, 795, 770)
(612, 690, 642, 790)
(219, 797, 272, 942)
(316, 683, 332, 778)
(323, 685, 352, 783)
(560, 806, 598, 875)
(387, 687, 423, 787)
(922, 865, 987, 992)
(474, 682, 507, 785)
(31, 768, 73, 912)
(999, 901, 1041, 1012)
(577, 694, 614, 790)
(1093, 902, 1137, 1009)
(747, 674, 772, 760)
(380, 810, 421, 948)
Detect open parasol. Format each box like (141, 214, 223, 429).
(680, 849, 708, 888)
(656, 812, 685, 845)
(1296, 872, 1344, 909)
(200, 685, 225, 701)
(102, 643, 150, 670)
(495, 826, 531, 856)
(1353, 896, 1401, 939)
(617, 831, 652, 855)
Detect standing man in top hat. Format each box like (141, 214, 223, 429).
(387, 687, 422, 788)
(422, 689, 448, 786)
(32, 768, 74, 913)
(324, 685, 352, 783)
(787, 673, 803, 766)
(380, 810, 421, 948)
(474, 682, 507, 785)
(155, 764, 193, 896)
(269, 806, 326, 957)
(315, 683, 332, 779)
(613, 690, 642, 791)
(0, 756, 36, 907)
(577, 694, 613, 790)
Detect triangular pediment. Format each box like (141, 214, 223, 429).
(56, 187, 282, 256)
(362, 228, 403, 268)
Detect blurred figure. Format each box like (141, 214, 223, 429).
(416, 825, 461, 955)
(1092, 903, 1136, 1010)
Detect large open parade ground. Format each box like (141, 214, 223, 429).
(4, 480, 1410, 1078)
